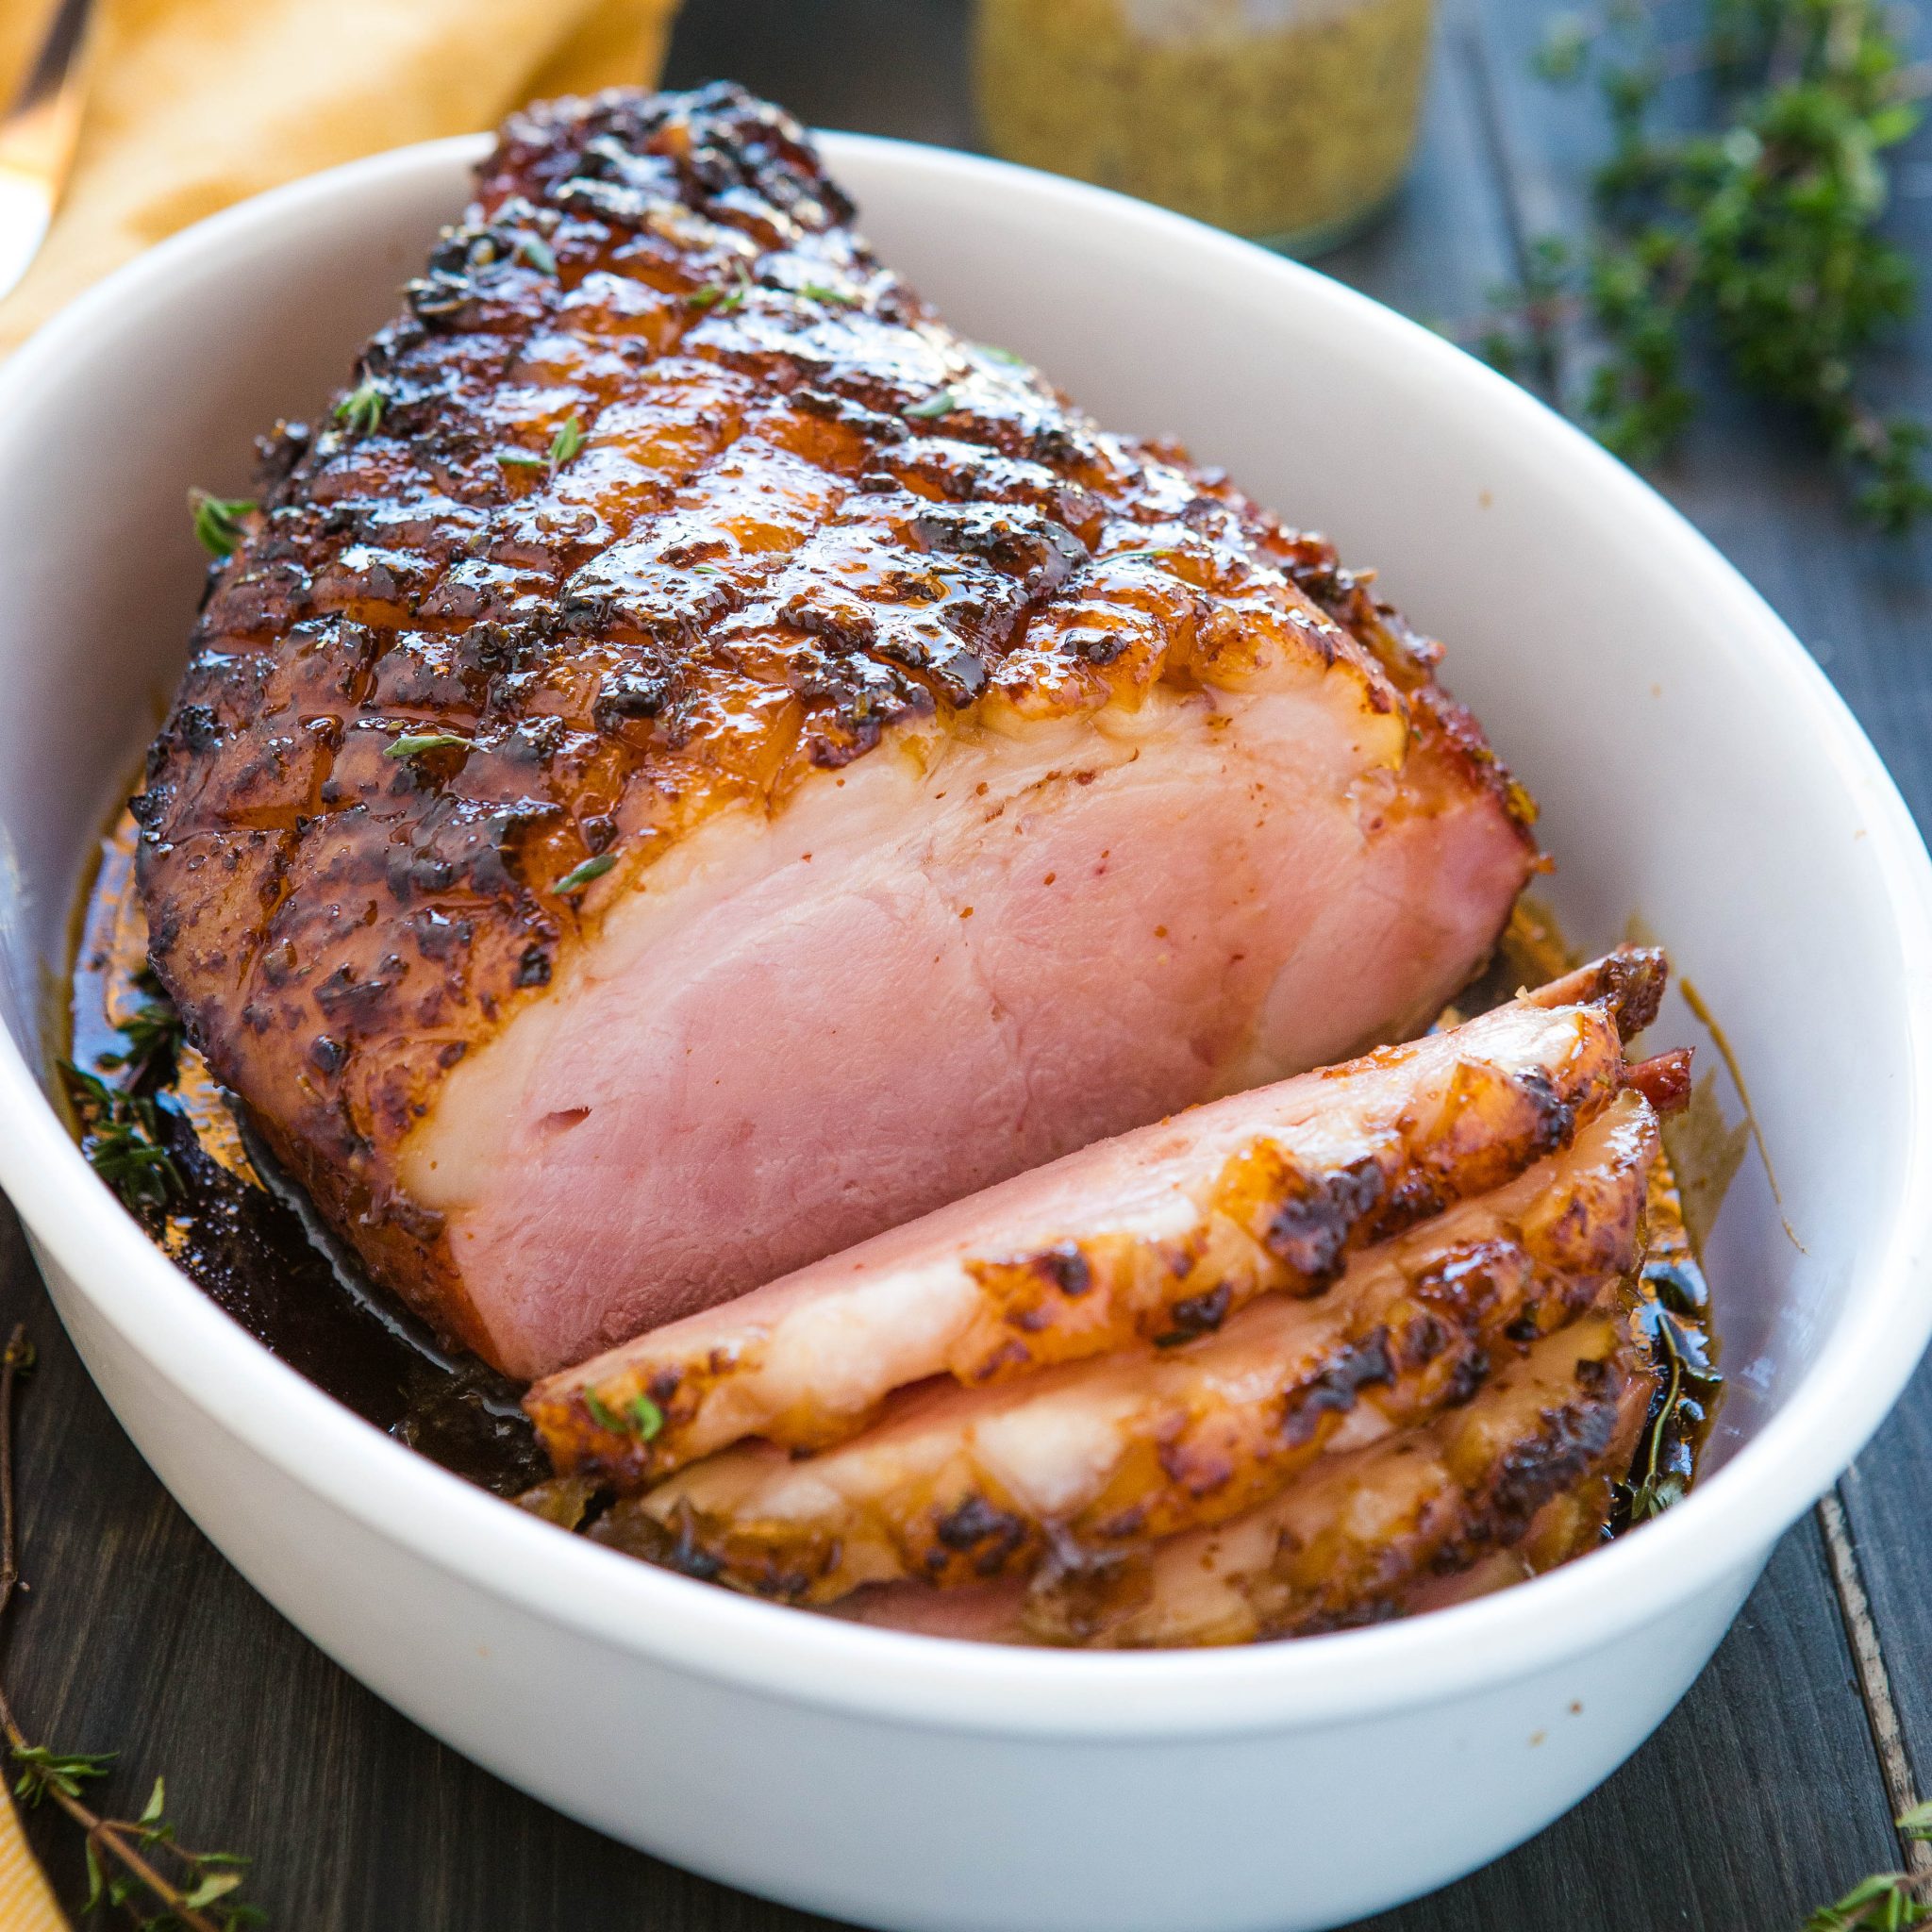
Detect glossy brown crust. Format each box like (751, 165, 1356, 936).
(133, 85, 1534, 1353)
(1624, 1047, 1693, 1114)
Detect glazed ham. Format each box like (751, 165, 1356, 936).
(135, 85, 1534, 1380)
(831, 1313, 1653, 1647)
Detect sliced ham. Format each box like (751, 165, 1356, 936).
(837, 1311, 1653, 1647)
(527, 949, 1664, 1485)
(592, 1091, 1657, 1602)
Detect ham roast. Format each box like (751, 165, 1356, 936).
(135, 85, 1536, 1379)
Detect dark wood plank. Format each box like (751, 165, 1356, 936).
(1840, 1360, 1932, 1803)
(0, 5, 1917, 1931)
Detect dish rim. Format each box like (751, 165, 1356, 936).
(1, 127, 1928, 1740)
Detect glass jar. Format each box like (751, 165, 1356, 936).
(972, 0, 1436, 256)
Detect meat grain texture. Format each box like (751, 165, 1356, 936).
(136, 85, 1536, 1380)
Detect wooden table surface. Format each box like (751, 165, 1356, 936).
(6, 3, 1931, 1926)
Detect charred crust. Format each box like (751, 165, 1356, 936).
(1261, 1155, 1388, 1284)
(1158, 1281, 1233, 1344)
(931, 1494, 1030, 1576)
(1528, 946, 1667, 1040)
(1279, 1332, 1395, 1447)
(1034, 1241, 1091, 1298)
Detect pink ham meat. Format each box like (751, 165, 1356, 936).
(528, 948, 1666, 1483)
(135, 87, 1535, 1379)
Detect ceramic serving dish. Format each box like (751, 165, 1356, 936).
(0, 131, 1927, 1932)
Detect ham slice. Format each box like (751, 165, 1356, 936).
(834, 1312, 1653, 1647)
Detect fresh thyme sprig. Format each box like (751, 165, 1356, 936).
(1472, 0, 1932, 527)
(496, 415, 586, 483)
(1802, 1801, 1932, 1926)
(96, 982, 183, 1094)
(58, 1067, 182, 1217)
(0, 1328, 263, 1929)
(906, 387, 958, 421)
(61, 978, 189, 1218)
(331, 379, 385, 439)
(186, 492, 255, 560)
(553, 851, 616, 895)
(384, 731, 475, 761)
(581, 1385, 663, 1441)
(687, 264, 753, 313)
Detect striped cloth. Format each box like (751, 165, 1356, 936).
(0, 1784, 67, 1932)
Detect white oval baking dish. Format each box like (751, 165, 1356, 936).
(0, 131, 1927, 1932)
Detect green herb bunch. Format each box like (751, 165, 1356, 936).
(1480, 0, 1932, 527)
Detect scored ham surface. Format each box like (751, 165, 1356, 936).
(135, 84, 1535, 1380)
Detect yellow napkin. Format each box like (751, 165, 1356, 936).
(0, 0, 684, 356)
(0, 1791, 64, 1932)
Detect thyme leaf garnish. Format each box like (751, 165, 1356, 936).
(384, 731, 475, 760)
(59, 1064, 183, 1215)
(97, 987, 183, 1092)
(497, 416, 586, 484)
(513, 232, 557, 275)
(188, 491, 255, 559)
(332, 379, 386, 439)
(795, 279, 858, 306)
(0, 1326, 265, 1929)
(554, 851, 616, 895)
(906, 387, 958, 421)
(1802, 1849, 1932, 1929)
(687, 275, 749, 314)
(581, 1386, 664, 1441)
(11, 1743, 114, 1807)
(974, 341, 1026, 365)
